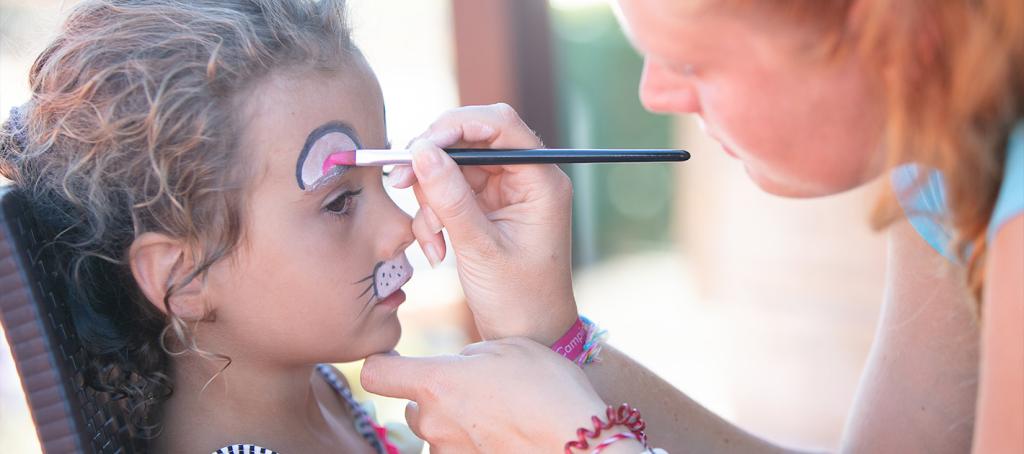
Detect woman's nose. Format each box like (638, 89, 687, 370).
(639, 58, 700, 114)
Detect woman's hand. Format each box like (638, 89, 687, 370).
(361, 338, 632, 453)
(393, 103, 577, 345)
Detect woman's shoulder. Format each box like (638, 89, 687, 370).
(893, 120, 1024, 259)
(989, 121, 1024, 239)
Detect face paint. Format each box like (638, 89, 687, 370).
(296, 121, 362, 191)
(355, 253, 414, 307)
(372, 254, 413, 300)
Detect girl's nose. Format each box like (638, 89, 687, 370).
(639, 58, 700, 114)
(376, 192, 415, 259)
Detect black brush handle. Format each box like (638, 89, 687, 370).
(442, 148, 690, 165)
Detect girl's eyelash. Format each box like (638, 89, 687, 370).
(322, 188, 363, 217)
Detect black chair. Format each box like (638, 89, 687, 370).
(0, 185, 142, 453)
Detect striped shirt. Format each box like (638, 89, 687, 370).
(212, 364, 402, 454)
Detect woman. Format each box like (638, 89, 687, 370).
(363, 0, 1023, 452)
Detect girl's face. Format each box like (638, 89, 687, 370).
(201, 57, 414, 365)
(617, 0, 886, 197)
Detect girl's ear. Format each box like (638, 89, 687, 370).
(128, 232, 207, 320)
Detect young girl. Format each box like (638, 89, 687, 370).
(1, 1, 422, 452)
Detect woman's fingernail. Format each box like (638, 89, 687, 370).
(386, 165, 412, 188)
(411, 140, 444, 179)
(424, 243, 442, 268)
(466, 122, 496, 141)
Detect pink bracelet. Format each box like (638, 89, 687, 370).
(550, 318, 587, 363)
(592, 433, 639, 453)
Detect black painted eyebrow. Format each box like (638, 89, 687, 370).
(295, 120, 364, 190)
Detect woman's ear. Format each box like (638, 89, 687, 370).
(129, 232, 207, 320)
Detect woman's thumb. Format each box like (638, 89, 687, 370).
(409, 139, 494, 249)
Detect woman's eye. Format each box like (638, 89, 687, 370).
(323, 189, 363, 216)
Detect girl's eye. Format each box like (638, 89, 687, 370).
(323, 188, 363, 217)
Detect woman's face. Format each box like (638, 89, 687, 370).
(201, 57, 414, 365)
(617, 0, 885, 197)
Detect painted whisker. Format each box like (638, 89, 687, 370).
(357, 282, 375, 299)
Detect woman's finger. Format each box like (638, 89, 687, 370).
(459, 341, 491, 356)
(387, 164, 417, 189)
(360, 354, 453, 401)
(412, 208, 446, 267)
(412, 185, 444, 233)
(407, 402, 454, 451)
(404, 401, 425, 441)
(459, 339, 512, 357)
(408, 139, 497, 250)
(424, 103, 543, 149)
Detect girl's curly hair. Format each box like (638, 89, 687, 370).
(0, 0, 355, 437)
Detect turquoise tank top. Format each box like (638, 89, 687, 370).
(894, 121, 1024, 261)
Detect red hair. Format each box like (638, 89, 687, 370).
(728, 0, 1024, 306)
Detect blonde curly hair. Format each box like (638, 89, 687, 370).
(0, 0, 355, 437)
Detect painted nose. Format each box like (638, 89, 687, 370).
(639, 59, 700, 114)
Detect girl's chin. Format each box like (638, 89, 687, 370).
(363, 316, 404, 356)
(325, 317, 402, 363)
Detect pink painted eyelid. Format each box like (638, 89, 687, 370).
(321, 150, 356, 176)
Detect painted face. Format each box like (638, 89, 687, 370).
(295, 121, 413, 305)
(356, 254, 414, 305)
(296, 122, 360, 191)
(616, 0, 886, 197)
(198, 55, 415, 366)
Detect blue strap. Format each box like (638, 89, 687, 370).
(989, 122, 1024, 239)
(892, 164, 956, 261)
(894, 120, 1024, 260)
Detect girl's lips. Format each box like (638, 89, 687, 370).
(377, 289, 406, 309)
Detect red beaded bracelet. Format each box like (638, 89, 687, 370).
(564, 404, 648, 454)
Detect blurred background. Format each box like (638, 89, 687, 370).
(0, 0, 888, 452)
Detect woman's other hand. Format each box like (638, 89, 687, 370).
(360, 338, 632, 453)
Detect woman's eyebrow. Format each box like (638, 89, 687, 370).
(295, 120, 363, 191)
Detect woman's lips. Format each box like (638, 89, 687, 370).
(706, 130, 738, 159)
(716, 140, 741, 159)
(720, 143, 739, 159)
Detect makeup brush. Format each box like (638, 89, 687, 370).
(322, 148, 690, 168)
